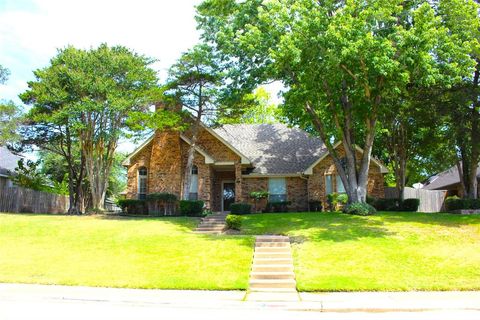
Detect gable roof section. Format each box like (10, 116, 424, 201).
(213, 124, 327, 174)
(201, 124, 251, 165)
(423, 165, 480, 190)
(303, 142, 389, 175)
(122, 134, 215, 166)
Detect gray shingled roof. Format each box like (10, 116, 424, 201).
(0, 147, 22, 176)
(423, 165, 480, 190)
(213, 123, 327, 174)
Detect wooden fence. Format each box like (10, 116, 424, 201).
(385, 187, 448, 213)
(0, 186, 69, 214)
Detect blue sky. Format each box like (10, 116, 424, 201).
(0, 0, 203, 104)
(0, 0, 204, 152)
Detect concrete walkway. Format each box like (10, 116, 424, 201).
(247, 235, 300, 302)
(1, 283, 480, 316)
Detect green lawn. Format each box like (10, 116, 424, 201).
(0, 213, 254, 290)
(241, 212, 480, 292)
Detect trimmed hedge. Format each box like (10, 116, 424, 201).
(445, 197, 480, 211)
(401, 198, 420, 212)
(369, 198, 420, 212)
(265, 201, 291, 213)
(179, 200, 204, 216)
(343, 202, 377, 216)
(146, 192, 177, 202)
(230, 203, 251, 215)
(117, 199, 147, 215)
(226, 214, 242, 230)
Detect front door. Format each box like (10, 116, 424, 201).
(222, 182, 235, 211)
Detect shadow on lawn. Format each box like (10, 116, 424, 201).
(242, 212, 395, 242)
(376, 211, 480, 228)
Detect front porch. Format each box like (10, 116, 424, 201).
(205, 163, 242, 212)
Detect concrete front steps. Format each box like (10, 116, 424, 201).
(248, 236, 298, 294)
(194, 213, 227, 234)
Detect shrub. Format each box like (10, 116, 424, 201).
(249, 191, 269, 200)
(373, 198, 400, 211)
(400, 198, 420, 212)
(265, 201, 291, 213)
(230, 203, 252, 215)
(146, 193, 177, 216)
(327, 193, 348, 211)
(226, 214, 242, 230)
(179, 200, 204, 216)
(445, 196, 480, 211)
(146, 193, 177, 202)
(308, 200, 322, 212)
(117, 199, 147, 215)
(343, 202, 377, 216)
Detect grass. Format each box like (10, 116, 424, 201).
(241, 211, 480, 292)
(0, 213, 254, 290)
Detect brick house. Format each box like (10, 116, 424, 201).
(123, 123, 387, 211)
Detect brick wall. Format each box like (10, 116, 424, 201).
(307, 146, 385, 209)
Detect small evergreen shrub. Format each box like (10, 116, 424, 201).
(343, 202, 377, 216)
(401, 198, 420, 212)
(117, 199, 147, 215)
(265, 201, 291, 213)
(226, 214, 242, 230)
(179, 200, 204, 216)
(308, 200, 322, 212)
(230, 203, 251, 215)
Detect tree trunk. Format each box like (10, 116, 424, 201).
(182, 115, 202, 200)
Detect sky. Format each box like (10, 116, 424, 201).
(0, 0, 204, 152)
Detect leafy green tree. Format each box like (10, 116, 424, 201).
(197, 0, 476, 203)
(21, 44, 163, 212)
(216, 87, 279, 125)
(0, 65, 22, 146)
(12, 159, 49, 192)
(165, 44, 223, 200)
(435, 0, 480, 198)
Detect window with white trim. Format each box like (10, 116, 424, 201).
(325, 175, 333, 195)
(336, 175, 346, 193)
(138, 167, 147, 200)
(268, 177, 287, 202)
(189, 165, 198, 200)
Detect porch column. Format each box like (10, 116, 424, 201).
(235, 162, 242, 203)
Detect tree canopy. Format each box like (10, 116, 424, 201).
(197, 0, 477, 203)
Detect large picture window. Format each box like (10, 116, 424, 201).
(269, 177, 287, 202)
(189, 165, 198, 200)
(138, 167, 147, 200)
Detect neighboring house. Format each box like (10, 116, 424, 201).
(423, 165, 480, 197)
(123, 123, 387, 211)
(0, 146, 22, 188)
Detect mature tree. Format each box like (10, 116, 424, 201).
(0, 65, 9, 84)
(436, 0, 480, 198)
(165, 44, 222, 200)
(21, 44, 162, 211)
(197, 0, 476, 203)
(216, 87, 279, 125)
(0, 65, 22, 146)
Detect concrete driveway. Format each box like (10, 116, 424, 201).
(1, 283, 479, 320)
